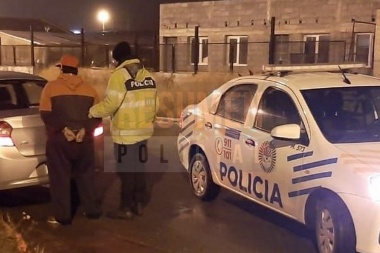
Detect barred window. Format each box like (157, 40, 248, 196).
(355, 33, 374, 67)
(227, 36, 248, 65)
(190, 37, 208, 65)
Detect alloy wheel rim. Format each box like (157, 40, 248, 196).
(317, 208, 335, 253)
(191, 160, 207, 195)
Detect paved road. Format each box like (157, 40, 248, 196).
(0, 122, 318, 253)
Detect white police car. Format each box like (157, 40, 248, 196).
(177, 63, 380, 253)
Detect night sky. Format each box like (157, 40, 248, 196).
(0, 0, 213, 32)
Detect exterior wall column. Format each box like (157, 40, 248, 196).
(373, 9, 380, 77)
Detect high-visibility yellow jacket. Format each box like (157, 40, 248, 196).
(89, 59, 158, 144)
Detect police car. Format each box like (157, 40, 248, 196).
(177, 63, 380, 253)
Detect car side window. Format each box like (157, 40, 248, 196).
(216, 83, 257, 123)
(0, 84, 18, 110)
(23, 81, 44, 106)
(255, 87, 301, 132)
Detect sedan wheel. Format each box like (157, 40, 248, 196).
(191, 160, 207, 195)
(316, 208, 335, 253)
(315, 197, 356, 253)
(189, 153, 220, 201)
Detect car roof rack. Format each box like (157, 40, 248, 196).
(262, 63, 366, 76)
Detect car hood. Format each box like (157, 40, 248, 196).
(336, 142, 380, 173)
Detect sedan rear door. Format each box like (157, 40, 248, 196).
(202, 83, 258, 188)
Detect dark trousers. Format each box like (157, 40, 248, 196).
(46, 135, 100, 221)
(114, 140, 147, 209)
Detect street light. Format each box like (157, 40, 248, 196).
(97, 9, 110, 32)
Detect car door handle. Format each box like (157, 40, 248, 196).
(245, 139, 255, 147)
(205, 122, 212, 129)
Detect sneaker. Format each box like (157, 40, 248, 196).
(132, 202, 143, 216)
(106, 209, 134, 220)
(47, 216, 71, 225)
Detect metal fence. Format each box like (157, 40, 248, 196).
(159, 40, 358, 73)
(0, 43, 157, 70)
(0, 40, 370, 73)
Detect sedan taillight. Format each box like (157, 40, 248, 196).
(178, 111, 184, 129)
(0, 121, 14, 146)
(179, 111, 192, 129)
(93, 125, 103, 137)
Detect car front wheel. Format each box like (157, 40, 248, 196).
(315, 197, 356, 253)
(189, 153, 220, 201)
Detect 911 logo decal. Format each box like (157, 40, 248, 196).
(258, 141, 276, 173)
(215, 137, 223, 155)
(215, 137, 234, 160)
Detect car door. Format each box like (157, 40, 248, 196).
(203, 83, 258, 192)
(240, 85, 310, 216)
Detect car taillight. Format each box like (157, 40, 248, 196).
(179, 111, 192, 129)
(93, 125, 103, 137)
(179, 111, 184, 129)
(0, 121, 14, 146)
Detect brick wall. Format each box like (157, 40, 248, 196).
(159, 0, 380, 74)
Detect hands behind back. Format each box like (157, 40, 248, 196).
(75, 128, 85, 142)
(62, 127, 86, 142)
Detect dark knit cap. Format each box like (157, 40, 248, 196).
(112, 41, 132, 62)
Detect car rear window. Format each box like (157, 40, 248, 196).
(23, 82, 43, 106)
(0, 84, 18, 110)
(0, 81, 44, 110)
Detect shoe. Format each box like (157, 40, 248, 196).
(84, 211, 102, 219)
(106, 208, 134, 220)
(47, 216, 71, 225)
(132, 202, 143, 216)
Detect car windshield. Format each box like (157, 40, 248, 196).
(302, 86, 380, 143)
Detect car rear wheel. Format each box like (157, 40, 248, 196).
(189, 153, 220, 201)
(315, 197, 356, 253)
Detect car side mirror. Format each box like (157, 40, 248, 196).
(271, 124, 301, 140)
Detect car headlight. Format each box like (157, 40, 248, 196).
(369, 175, 380, 201)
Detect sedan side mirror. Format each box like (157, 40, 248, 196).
(271, 124, 301, 140)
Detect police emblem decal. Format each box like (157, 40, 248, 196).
(258, 141, 276, 173)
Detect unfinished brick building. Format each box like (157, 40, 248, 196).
(159, 0, 380, 75)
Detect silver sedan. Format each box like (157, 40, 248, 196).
(0, 71, 103, 190)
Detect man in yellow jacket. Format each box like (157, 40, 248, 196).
(89, 41, 158, 219)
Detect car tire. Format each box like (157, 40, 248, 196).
(189, 153, 220, 201)
(315, 197, 356, 253)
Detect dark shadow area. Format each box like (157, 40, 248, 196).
(0, 185, 50, 207)
(93, 170, 117, 205)
(143, 172, 166, 206)
(95, 169, 167, 209)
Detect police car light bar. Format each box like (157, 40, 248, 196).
(262, 63, 366, 73)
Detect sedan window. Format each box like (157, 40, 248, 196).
(0, 84, 18, 110)
(215, 83, 257, 123)
(0, 81, 44, 110)
(255, 87, 301, 132)
(23, 81, 44, 106)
